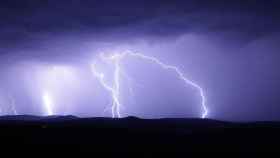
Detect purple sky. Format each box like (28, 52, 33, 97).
(0, 0, 280, 121)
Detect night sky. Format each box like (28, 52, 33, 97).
(0, 0, 280, 121)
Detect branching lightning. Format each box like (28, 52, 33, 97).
(0, 51, 208, 118)
(91, 50, 208, 118)
(91, 63, 122, 118)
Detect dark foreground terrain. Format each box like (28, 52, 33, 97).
(0, 115, 279, 155)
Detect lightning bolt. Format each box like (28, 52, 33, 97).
(40, 66, 64, 116)
(42, 92, 53, 115)
(91, 63, 122, 118)
(91, 50, 208, 118)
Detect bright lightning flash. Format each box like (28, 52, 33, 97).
(91, 50, 208, 119)
(43, 92, 53, 115)
(40, 66, 75, 116)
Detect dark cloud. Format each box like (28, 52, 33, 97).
(1, 0, 280, 49)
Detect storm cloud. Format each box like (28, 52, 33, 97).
(0, 0, 280, 121)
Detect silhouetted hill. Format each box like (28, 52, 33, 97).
(0, 115, 279, 155)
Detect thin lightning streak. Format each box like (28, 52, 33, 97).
(91, 64, 121, 118)
(114, 58, 122, 118)
(124, 52, 207, 118)
(92, 51, 208, 119)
